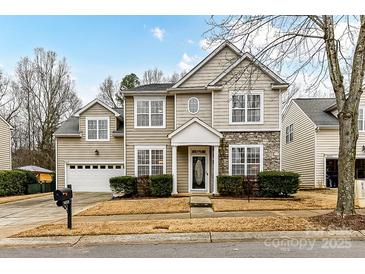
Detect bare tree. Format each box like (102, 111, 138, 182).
(15, 48, 81, 169)
(0, 70, 21, 123)
(142, 68, 164, 84)
(97, 76, 123, 108)
(205, 16, 365, 216)
(167, 71, 186, 83)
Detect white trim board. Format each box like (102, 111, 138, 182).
(74, 98, 120, 117)
(168, 117, 223, 139)
(85, 116, 110, 141)
(133, 96, 166, 129)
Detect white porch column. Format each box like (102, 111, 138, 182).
(213, 145, 219, 195)
(172, 145, 178, 194)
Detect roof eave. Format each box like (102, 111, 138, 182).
(74, 99, 121, 117)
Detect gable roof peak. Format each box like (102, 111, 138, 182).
(74, 98, 121, 117)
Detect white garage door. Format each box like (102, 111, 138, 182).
(66, 164, 124, 192)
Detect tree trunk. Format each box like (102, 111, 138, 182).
(336, 111, 358, 216)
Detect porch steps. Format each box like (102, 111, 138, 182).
(189, 196, 212, 208)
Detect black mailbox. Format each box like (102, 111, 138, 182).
(53, 184, 73, 229)
(53, 188, 73, 205)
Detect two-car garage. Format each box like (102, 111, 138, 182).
(65, 163, 124, 192)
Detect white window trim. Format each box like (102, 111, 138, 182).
(228, 90, 264, 125)
(359, 108, 365, 132)
(228, 144, 264, 176)
(134, 145, 166, 176)
(285, 124, 294, 144)
(85, 117, 110, 141)
(187, 97, 200, 114)
(134, 96, 166, 129)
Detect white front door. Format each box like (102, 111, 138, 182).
(189, 146, 209, 192)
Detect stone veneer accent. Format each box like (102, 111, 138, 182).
(219, 131, 281, 175)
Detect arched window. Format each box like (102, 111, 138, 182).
(188, 97, 199, 114)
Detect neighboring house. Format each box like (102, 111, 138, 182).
(55, 41, 288, 193)
(0, 115, 12, 171)
(282, 97, 365, 189)
(16, 165, 54, 183)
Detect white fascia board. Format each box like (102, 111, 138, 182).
(74, 98, 120, 117)
(172, 41, 242, 89)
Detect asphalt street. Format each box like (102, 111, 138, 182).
(1, 240, 364, 257)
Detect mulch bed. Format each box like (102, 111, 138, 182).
(309, 212, 365, 231)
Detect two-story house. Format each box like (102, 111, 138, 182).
(282, 97, 365, 189)
(0, 115, 12, 171)
(55, 41, 288, 193)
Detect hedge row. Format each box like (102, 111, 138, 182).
(110, 174, 173, 198)
(217, 171, 300, 197)
(0, 170, 38, 196)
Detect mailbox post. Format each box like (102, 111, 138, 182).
(53, 184, 73, 229)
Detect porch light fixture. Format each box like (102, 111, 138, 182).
(94, 149, 99, 155)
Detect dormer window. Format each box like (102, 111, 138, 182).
(86, 117, 109, 141)
(188, 97, 199, 114)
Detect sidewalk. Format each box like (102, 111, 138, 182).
(1, 230, 365, 247)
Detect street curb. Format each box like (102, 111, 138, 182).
(1, 230, 364, 247)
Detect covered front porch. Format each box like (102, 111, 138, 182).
(168, 118, 223, 194)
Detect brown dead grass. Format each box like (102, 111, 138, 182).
(212, 189, 338, 212)
(0, 193, 50, 205)
(16, 216, 314, 237)
(78, 197, 190, 216)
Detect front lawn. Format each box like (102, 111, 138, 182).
(212, 189, 338, 212)
(15, 212, 365, 237)
(0, 193, 50, 205)
(78, 197, 190, 216)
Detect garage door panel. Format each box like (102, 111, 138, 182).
(66, 164, 124, 192)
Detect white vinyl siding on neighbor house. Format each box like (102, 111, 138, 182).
(0, 117, 11, 170)
(229, 91, 264, 125)
(86, 117, 109, 141)
(228, 144, 263, 176)
(286, 124, 293, 144)
(134, 97, 166, 128)
(134, 146, 166, 176)
(282, 101, 316, 188)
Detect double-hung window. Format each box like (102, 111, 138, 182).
(229, 145, 263, 176)
(230, 91, 263, 124)
(285, 124, 294, 144)
(135, 146, 165, 176)
(359, 108, 365, 131)
(86, 117, 109, 141)
(135, 97, 165, 128)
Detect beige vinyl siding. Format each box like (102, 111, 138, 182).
(56, 103, 124, 188)
(282, 102, 316, 188)
(0, 118, 11, 170)
(315, 129, 365, 187)
(125, 96, 174, 176)
(177, 146, 188, 193)
(176, 93, 212, 127)
(214, 60, 280, 130)
(181, 46, 239, 88)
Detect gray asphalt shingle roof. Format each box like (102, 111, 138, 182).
(293, 98, 339, 127)
(55, 108, 124, 136)
(126, 83, 175, 91)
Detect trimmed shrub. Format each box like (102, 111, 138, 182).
(217, 175, 244, 196)
(136, 175, 151, 197)
(150, 174, 173, 197)
(0, 170, 28, 196)
(110, 176, 137, 197)
(258, 171, 300, 197)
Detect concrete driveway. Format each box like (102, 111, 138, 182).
(0, 192, 110, 238)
